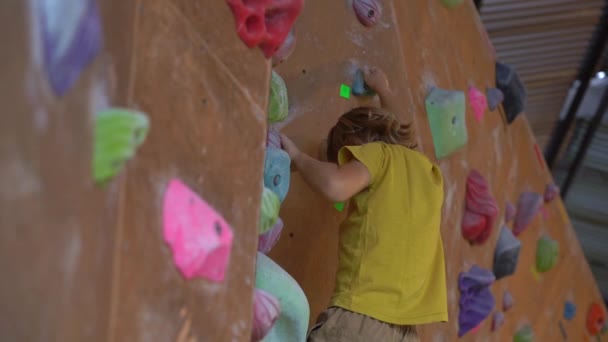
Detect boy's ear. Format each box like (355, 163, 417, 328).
(318, 139, 328, 162)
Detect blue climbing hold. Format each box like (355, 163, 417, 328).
(352, 69, 375, 97)
(264, 147, 291, 203)
(564, 301, 576, 321)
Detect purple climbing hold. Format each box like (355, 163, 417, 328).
(491, 311, 505, 331)
(496, 62, 527, 124)
(544, 183, 560, 203)
(267, 126, 282, 149)
(458, 265, 495, 337)
(505, 201, 516, 223)
(40, 0, 103, 97)
(493, 226, 521, 279)
(513, 192, 543, 236)
(258, 217, 283, 254)
(486, 88, 504, 111)
(353, 0, 381, 27)
(503, 291, 514, 311)
(272, 28, 296, 67)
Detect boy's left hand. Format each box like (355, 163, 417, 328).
(280, 134, 301, 160)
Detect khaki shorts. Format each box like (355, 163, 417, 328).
(307, 307, 420, 342)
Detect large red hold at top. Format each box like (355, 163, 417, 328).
(226, 0, 304, 58)
(461, 170, 498, 244)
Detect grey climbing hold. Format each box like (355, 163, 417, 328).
(496, 62, 526, 124)
(352, 69, 376, 97)
(493, 226, 521, 279)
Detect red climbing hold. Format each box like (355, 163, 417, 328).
(587, 302, 606, 336)
(226, 0, 304, 58)
(461, 170, 498, 244)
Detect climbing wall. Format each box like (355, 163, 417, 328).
(270, 0, 607, 340)
(1, 0, 268, 340)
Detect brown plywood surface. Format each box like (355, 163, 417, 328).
(270, 0, 606, 340)
(108, 0, 269, 341)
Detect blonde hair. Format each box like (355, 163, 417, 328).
(326, 107, 417, 163)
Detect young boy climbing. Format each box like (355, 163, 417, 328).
(280, 67, 448, 342)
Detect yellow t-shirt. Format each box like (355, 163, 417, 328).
(330, 142, 448, 325)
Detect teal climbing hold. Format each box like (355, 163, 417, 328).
(425, 87, 468, 159)
(536, 235, 559, 273)
(440, 0, 464, 9)
(352, 69, 375, 97)
(264, 147, 291, 203)
(93, 108, 149, 184)
(259, 187, 280, 235)
(268, 71, 288, 123)
(514, 325, 534, 342)
(256, 252, 310, 342)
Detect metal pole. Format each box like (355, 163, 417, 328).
(561, 84, 608, 198)
(544, 0, 608, 169)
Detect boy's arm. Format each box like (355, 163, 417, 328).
(364, 67, 403, 119)
(280, 135, 370, 202)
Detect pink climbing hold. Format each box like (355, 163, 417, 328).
(491, 311, 505, 331)
(461, 170, 498, 244)
(353, 0, 382, 27)
(252, 288, 281, 342)
(468, 86, 488, 122)
(503, 290, 514, 311)
(258, 217, 283, 254)
(163, 179, 234, 282)
(544, 183, 560, 203)
(513, 191, 543, 236)
(505, 201, 516, 223)
(226, 0, 304, 58)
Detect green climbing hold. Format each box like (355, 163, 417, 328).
(514, 325, 534, 342)
(339, 84, 351, 99)
(93, 108, 149, 184)
(425, 87, 468, 159)
(268, 70, 289, 124)
(260, 187, 280, 235)
(334, 202, 345, 212)
(441, 0, 464, 8)
(536, 235, 559, 273)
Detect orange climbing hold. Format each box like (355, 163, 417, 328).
(226, 0, 304, 58)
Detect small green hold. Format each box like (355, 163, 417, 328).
(259, 187, 280, 235)
(268, 70, 289, 123)
(334, 202, 345, 212)
(514, 325, 534, 342)
(93, 108, 149, 184)
(536, 235, 559, 273)
(339, 84, 351, 99)
(440, 0, 464, 8)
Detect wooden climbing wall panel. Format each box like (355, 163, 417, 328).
(1, 0, 267, 340)
(270, 0, 607, 340)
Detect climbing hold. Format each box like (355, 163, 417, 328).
(334, 201, 345, 212)
(513, 192, 543, 236)
(486, 88, 504, 111)
(440, 0, 464, 8)
(225, 0, 304, 58)
(268, 71, 289, 123)
(272, 28, 296, 67)
(505, 201, 516, 223)
(352, 69, 376, 97)
(162, 179, 234, 282)
(493, 226, 521, 279)
(252, 288, 281, 342)
(260, 187, 280, 235)
(536, 235, 559, 273)
(425, 87, 468, 159)
(267, 126, 282, 149)
(256, 252, 310, 342)
(93, 108, 149, 184)
(564, 301, 576, 321)
(458, 265, 495, 337)
(339, 84, 351, 99)
(40, 0, 103, 96)
(503, 291, 514, 311)
(544, 183, 560, 203)
(491, 311, 505, 331)
(496, 62, 527, 123)
(353, 0, 382, 27)
(258, 217, 283, 254)
(514, 325, 534, 342)
(461, 170, 498, 244)
(264, 147, 291, 202)
(468, 86, 488, 122)
(587, 303, 606, 336)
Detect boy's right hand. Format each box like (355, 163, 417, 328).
(363, 66, 391, 94)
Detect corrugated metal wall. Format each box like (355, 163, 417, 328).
(480, 0, 604, 147)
